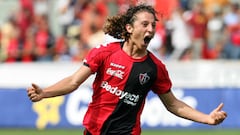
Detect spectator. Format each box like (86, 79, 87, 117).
(21, 27, 36, 62)
(186, 2, 208, 59)
(33, 15, 55, 61)
(53, 35, 72, 61)
(0, 17, 21, 62)
(204, 8, 225, 59)
(56, 0, 77, 36)
(68, 0, 109, 61)
(2, 0, 240, 62)
(79, 0, 108, 47)
(17, 0, 34, 44)
(169, 7, 192, 60)
(207, 8, 225, 50)
(222, 3, 240, 59)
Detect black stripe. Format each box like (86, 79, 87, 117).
(84, 129, 92, 135)
(101, 57, 157, 134)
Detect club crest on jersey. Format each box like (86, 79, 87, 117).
(139, 73, 150, 85)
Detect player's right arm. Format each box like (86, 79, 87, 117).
(27, 65, 92, 102)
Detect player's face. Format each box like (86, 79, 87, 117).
(127, 11, 156, 50)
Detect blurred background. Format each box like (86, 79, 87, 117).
(1, 0, 240, 62)
(0, 0, 240, 134)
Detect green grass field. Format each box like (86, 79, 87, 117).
(0, 129, 239, 135)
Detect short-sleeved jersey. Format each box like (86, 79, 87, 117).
(83, 42, 172, 135)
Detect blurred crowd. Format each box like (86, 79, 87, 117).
(1, 0, 240, 63)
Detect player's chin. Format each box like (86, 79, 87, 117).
(142, 43, 151, 49)
(139, 42, 148, 49)
(142, 41, 150, 48)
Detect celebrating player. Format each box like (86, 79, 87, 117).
(27, 4, 227, 135)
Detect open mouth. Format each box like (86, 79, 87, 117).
(144, 36, 152, 44)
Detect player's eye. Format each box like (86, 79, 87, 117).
(152, 23, 156, 28)
(142, 22, 148, 27)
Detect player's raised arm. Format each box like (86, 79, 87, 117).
(27, 65, 92, 102)
(159, 91, 227, 125)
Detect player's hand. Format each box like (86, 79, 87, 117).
(207, 103, 227, 125)
(27, 83, 43, 102)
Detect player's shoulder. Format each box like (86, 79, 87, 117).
(148, 51, 163, 64)
(87, 41, 121, 58)
(95, 41, 121, 51)
(148, 52, 166, 67)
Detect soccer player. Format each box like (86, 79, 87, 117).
(27, 4, 227, 135)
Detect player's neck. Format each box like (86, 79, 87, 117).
(122, 41, 147, 59)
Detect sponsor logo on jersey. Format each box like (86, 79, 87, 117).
(110, 62, 125, 69)
(101, 81, 140, 106)
(106, 68, 124, 79)
(139, 73, 150, 85)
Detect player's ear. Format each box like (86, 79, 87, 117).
(126, 24, 133, 34)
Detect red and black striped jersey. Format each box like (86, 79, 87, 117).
(82, 42, 172, 135)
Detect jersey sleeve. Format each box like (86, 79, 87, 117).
(83, 46, 105, 73)
(83, 42, 120, 73)
(151, 63, 172, 95)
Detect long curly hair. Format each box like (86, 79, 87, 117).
(103, 4, 158, 41)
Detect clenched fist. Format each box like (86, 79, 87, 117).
(27, 83, 43, 102)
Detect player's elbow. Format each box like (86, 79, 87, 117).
(68, 81, 80, 92)
(64, 76, 81, 93)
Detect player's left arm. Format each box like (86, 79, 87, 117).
(158, 91, 227, 125)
